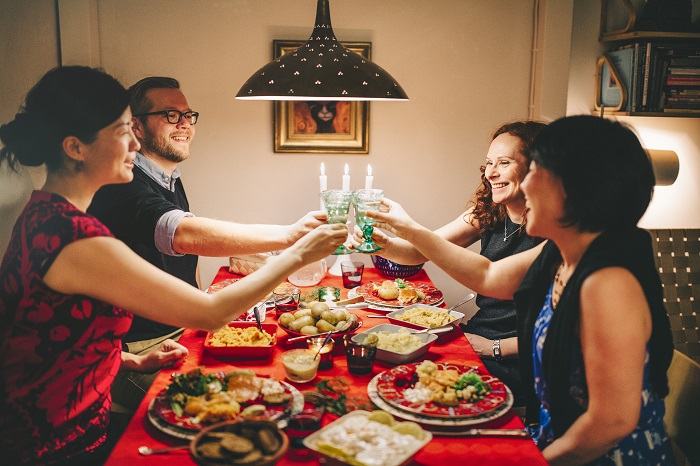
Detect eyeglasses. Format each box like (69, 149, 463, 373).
(134, 110, 199, 125)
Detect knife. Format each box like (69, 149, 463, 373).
(462, 428, 529, 438)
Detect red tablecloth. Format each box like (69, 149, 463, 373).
(105, 266, 546, 465)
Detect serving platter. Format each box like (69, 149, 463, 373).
(349, 282, 444, 309)
(204, 322, 277, 359)
(367, 375, 514, 436)
(375, 362, 508, 419)
(147, 378, 303, 440)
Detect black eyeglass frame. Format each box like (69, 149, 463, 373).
(133, 109, 199, 125)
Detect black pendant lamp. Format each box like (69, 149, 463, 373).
(236, 0, 408, 101)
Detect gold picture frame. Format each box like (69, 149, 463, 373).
(273, 40, 370, 154)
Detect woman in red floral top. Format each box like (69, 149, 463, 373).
(0, 66, 347, 465)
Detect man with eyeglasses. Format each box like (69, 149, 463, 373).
(88, 76, 326, 429)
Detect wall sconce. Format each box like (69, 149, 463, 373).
(647, 149, 679, 186)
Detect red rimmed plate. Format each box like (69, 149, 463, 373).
(353, 282, 443, 308)
(375, 362, 508, 419)
(206, 278, 240, 293)
(206, 280, 269, 323)
(147, 376, 303, 439)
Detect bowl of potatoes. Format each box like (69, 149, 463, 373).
(277, 301, 362, 340)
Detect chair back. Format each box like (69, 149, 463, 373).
(664, 349, 700, 466)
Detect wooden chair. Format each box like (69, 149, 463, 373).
(664, 349, 700, 466)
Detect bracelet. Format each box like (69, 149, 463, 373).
(492, 338, 502, 361)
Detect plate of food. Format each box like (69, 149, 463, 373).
(352, 324, 438, 365)
(367, 376, 514, 434)
(385, 304, 464, 331)
(303, 410, 432, 466)
(278, 302, 362, 340)
(147, 367, 303, 440)
(374, 361, 508, 419)
(350, 279, 443, 309)
(204, 322, 277, 359)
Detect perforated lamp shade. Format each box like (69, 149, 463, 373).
(235, 0, 408, 101)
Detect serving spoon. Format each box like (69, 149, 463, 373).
(138, 445, 189, 455)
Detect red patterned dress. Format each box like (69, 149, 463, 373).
(0, 191, 133, 464)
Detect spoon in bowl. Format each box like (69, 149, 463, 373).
(447, 293, 476, 315)
(313, 331, 335, 360)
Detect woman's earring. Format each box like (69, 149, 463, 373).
(76, 161, 85, 172)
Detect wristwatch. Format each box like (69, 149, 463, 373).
(492, 339, 502, 361)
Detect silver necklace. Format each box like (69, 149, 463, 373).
(503, 216, 522, 242)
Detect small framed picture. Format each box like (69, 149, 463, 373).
(273, 40, 370, 154)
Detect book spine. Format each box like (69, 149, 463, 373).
(631, 43, 640, 112)
(642, 42, 652, 110)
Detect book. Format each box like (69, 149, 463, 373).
(642, 42, 652, 110)
(599, 47, 637, 111)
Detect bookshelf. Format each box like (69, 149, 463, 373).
(595, 0, 700, 118)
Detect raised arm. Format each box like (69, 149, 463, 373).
(368, 198, 543, 299)
(173, 210, 327, 257)
(43, 223, 347, 333)
(351, 208, 483, 265)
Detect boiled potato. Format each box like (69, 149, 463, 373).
(335, 320, 352, 331)
(294, 308, 312, 319)
(320, 311, 338, 325)
(278, 313, 295, 328)
(316, 319, 336, 333)
(288, 315, 315, 331)
(300, 325, 320, 335)
(310, 302, 330, 318)
(331, 309, 348, 321)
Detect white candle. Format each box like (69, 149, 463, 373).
(365, 164, 373, 190)
(342, 163, 350, 191)
(320, 162, 328, 210)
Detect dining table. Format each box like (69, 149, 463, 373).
(105, 264, 547, 466)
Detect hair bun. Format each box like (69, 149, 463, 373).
(0, 112, 57, 167)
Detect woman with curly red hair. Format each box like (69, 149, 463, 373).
(356, 120, 546, 407)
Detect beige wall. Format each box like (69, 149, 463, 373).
(1, 1, 588, 315)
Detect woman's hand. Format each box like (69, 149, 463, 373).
(129, 339, 189, 374)
(366, 198, 421, 240)
(464, 333, 494, 359)
(349, 224, 391, 252)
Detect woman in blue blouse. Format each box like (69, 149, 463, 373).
(368, 115, 674, 465)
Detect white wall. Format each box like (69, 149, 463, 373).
(1, 0, 577, 316)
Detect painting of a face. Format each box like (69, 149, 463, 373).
(292, 101, 350, 134)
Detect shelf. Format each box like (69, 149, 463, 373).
(600, 31, 700, 43)
(592, 110, 700, 118)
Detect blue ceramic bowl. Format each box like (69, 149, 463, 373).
(371, 255, 425, 279)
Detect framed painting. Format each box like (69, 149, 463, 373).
(273, 40, 370, 154)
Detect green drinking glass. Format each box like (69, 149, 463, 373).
(352, 189, 384, 253)
(320, 190, 354, 255)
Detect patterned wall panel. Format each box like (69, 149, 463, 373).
(650, 229, 700, 364)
